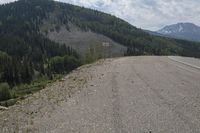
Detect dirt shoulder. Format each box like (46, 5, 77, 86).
(0, 59, 112, 133)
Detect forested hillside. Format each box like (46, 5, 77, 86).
(0, 0, 200, 104)
(1, 0, 200, 58)
(40, 0, 200, 57)
(0, 0, 82, 104)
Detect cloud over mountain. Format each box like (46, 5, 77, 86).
(1, 0, 200, 30)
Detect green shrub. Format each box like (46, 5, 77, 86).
(0, 83, 11, 101)
(64, 55, 81, 72)
(49, 56, 65, 74)
(50, 55, 81, 74)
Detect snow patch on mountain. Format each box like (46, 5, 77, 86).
(179, 25, 183, 32)
(156, 23, 200, 42)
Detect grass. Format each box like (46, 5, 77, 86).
(0, 74, 63, 107)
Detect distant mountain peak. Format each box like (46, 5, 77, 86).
(157, 22, 200, 42)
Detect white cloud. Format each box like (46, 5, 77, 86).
(56, 0, 200, 30)
(1, 0, 200, 30)
(0, 0, 16, 4)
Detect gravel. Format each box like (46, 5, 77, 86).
(0, 56, 200, 133)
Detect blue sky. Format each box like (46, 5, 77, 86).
(1, 0, 200, 30)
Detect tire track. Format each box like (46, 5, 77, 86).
(133, 63, 200, 133)
(111, 72, 127, 133)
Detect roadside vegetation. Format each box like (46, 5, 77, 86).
(0, 47, 97, 106)
(0, 45, 82, 105)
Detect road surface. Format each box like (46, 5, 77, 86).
(0, 56, 200, 133)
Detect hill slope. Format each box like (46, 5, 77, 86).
(46, 25, 126, 57)
(157, 23, 200, 42)
(0, 0, 200, 58)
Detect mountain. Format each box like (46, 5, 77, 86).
(1, 0, 200, 58)
(157, 23, 200, 42)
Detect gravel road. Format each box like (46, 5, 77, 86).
(0, 56, 200, 133)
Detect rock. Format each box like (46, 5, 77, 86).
(0, 106, 8, 111)
(59, 79, 65, 82)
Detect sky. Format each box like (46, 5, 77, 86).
(1, 0, 200, 31)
